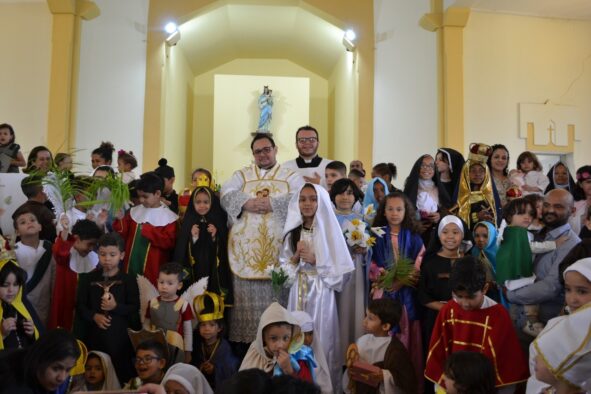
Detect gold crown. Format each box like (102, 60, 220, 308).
(194, 174, 212, 188)
(194, 291, 225, 322)
(468, 142, 492, 165)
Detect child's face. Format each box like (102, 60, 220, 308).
(34, 150, 52, 171)
(164, 380, 190, 394)
(554, 165, 569, 185)
(348, 175, 364, 191)
(134, 349, 165, 382)
(520, 158, 534, 172)
(74, 236, 98, 257)
(304, 331, 314, 346)
(325, 169, 343, 191)
(193, 191, 211, 216)
(385, 197, 405, 227)
(350, 160, 363, 172)
(510, 211, 533, 228)
(15, 213, 42, 237)
(157, 272, 182, 300)
(263, 324, 292, 357)
(469, 164, 485, 186)
(84, 357, 105, 387)
(58, 156, 73, 171)
(363, 309, 390, 336)
(442, 372, 458, 394)
(580, 179, 591, 197)
(373, 182, 385, 203)
(419, 156, 435, 180)
(453, 289, 485, 311)
(0, 272, 20, 304)
(91, 154, 107, 169)
(435, 152, 449, 174)
(37, 357, 76, 392)
(564, 271, 591, 313)
(93, 169, 109, 179)
(334, 186, 355, 211)
(117, 159, 130, 173)
(163, 177, 175, 193)
(439, 223, 463, 252)
(138, 190, 161, 208)
(0, 127, 12, 145)
(198, 321, 222, 343)
(299, 186, 318, 220)
(98, 245, 123, 274)
(473, 225, 489, 250)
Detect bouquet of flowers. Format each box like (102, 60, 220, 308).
(342, 218, 376, 248)
(265, 264, 296, 295)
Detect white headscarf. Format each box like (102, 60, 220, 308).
(161, 363, 213, 394)
(437, 215, 464, 238)
(531, 304, 591, 392)
(291, 311, 333, 394)
(84, 351, 121, 391)
(283, 183, 355, 278)
(564, 258, 591, 282)
(240, 302, 299, 372)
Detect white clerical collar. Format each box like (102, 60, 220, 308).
(130, 203, 178, 226)
(69, 248, 99, 274)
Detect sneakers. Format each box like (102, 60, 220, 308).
(523, 321, 545, 337)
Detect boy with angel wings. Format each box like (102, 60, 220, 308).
(137, 262, 208, 363)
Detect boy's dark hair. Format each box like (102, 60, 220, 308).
(11, 205, 40, 230)
(71, 175, 93, 192)
(444, 351, 496, 394)
(250, 133, 276, 150)
(270, 375, 321, 394)
(450, 256, 487, 295)
(94, 165, 115, 176)
(373, 191, 421, 233)
(329, 178, 363, 204)
(523, 193, 543, 216)
(72, 219, 102, 241)
(128, 179, 139, 200)
(216, 369, 271, 394)
(92, 141, 115, 163)
(367, 298, 402, 329)
(373, 162, 397, 180)
(0, 260, 27, 287)
(21, 175, 43, 199)
(516, 151, 542, 172)
(154, 158, 175, 179)
(159, 262, 185, 281)
(503, 197, 535, 223)
(97, 232, 125, 252)
(348, 168, 365, 178)
(325, 161, 346, 176)
(136, 339, 167, 361)
(559, 239, 591, 286)
(137, 171, 164, 194)
(295, 125, 318, 140)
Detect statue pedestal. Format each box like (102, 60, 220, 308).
(252, 129, 273, 136)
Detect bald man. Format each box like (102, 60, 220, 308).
(506, 189, 580, 327)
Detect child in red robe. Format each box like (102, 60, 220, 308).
(113, 172, 178, 284)
(49, 218, 102, 330)
(425, 256, 528, 393)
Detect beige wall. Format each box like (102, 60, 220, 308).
(192, 58, 328, 183)
(162, 45, 195, 188)
(328, 51, 357, 166)
(0, 3, 51, 158)
(464, 11, 591, 171)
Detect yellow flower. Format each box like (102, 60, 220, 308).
(351, 230, 363, 241)
(366, 236, 376, 247)
(351, 218, 361, 226)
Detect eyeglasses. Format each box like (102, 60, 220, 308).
(134, 356, 160, 365)
(253, 146, 274, 155)
(297, 137, 318, 144)
(420, 164, 435, 170)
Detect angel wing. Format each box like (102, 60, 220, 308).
(180, 276, 208, 315)
(137, 275, 159, 324)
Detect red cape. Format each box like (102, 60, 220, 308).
(424, 300, 529, 387)
(48, 237, 78, 330)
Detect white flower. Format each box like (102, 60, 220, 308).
(371, 227, 386, 237)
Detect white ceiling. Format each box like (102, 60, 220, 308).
(449, 0, 591, 20)
(177, 4, 345, 78)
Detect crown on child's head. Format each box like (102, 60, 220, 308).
(506, 186, 522, 198)
(194, 291, 225, 322)
(195, 174, 212, 188)
(468, 142, 492, 165)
